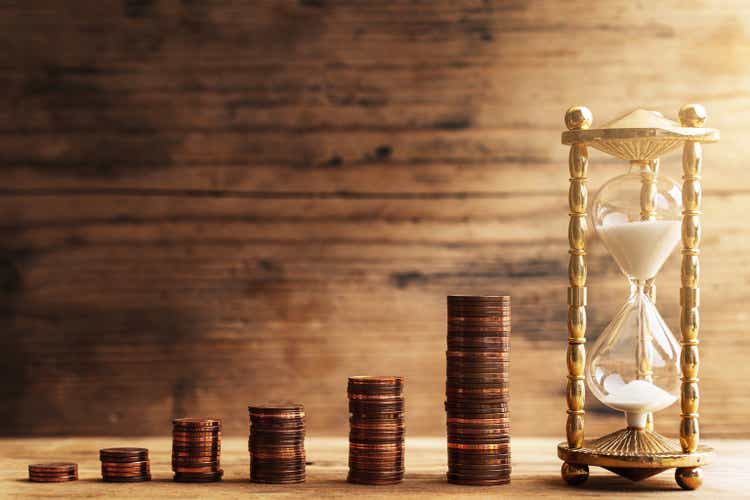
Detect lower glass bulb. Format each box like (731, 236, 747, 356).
(586, 286, 681, 428)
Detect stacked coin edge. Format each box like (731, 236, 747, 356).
(172, 418, 223, 482)
(100, 447, 151, 482)
(348, 376, 405, 485)
(28, 462, 78, 482)
(248, 404, 306, 484)
(446, 295, 511, 486)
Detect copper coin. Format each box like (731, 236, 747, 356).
(449, 458, 512, 467)
(250, 452, 305, 461)
(448, 335, 510, 343)
(101, 460, 149, 468)
(248, 404, 304, 417)
(172, 454, 221, 461)
(448, 427, 510, 435)
(99, 456, 149, 463)
(173, 465, 222, 474)
(251, 474, 306, 482)
(348, 388, 403, 397)
(172, 443, 221, 450)
(350, 414, 404, 422)
(173, 417, 221, 425)
(251, 457, 306, 465)
(102, 475, 151, 482)
(29, 476, 78, 482)
(448, 295, 510, 301)
(171, 449, 221, 457)
(349, 460, 403, 469)
(173, 470, 223, 482)
(348, 375, 403, 385)
(171, 457, 220, 464)
(172, 427, 222, 433)
(250, 465, 306, 470)
(447, 324, 512, 332)
(29, 462, 77, 472)
(28, 472, 78, 479)
(447, 342, 511, 351)
(447, 416, 510, 424)
(250, 420, 305, 428)
(448, 442, 511, 450)
(447, 470, 512, 479)
(446, 367, 511, 376)
(445, 404, 510, 413)
(100, 447, 148, 456)
(446, 380, 510, 389)
(101, 470, 150, 478)
(350, 423, 404, 432)
(447, 350, 510, 358)
(447, 306, 510, 313)
(448, 472, 510, 486)
(447, 371, 510, 380)
(101, 469, 151, 477)
(172, 428, 222, 435)
(249, 433, 305, 441)
(448, 314, 510, 322)
(172, 436, 221, 443)
(348, 471, 403, 478)
(348, 393, 404, 400)
(348, 451, 404, 460)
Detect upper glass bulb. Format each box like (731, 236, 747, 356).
(587, 163, 683, 429)
(593, 166, 682, 280)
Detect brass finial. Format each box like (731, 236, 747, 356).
(565, 106, 593, 130)
(679, 104, 707, 127)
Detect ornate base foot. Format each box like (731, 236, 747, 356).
(675, 467, 703, 490)
(561, 462, 589, 486)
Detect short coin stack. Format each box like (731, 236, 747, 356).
(248, 404, 306, 484)
(172, 418, 223, 482)
(28, 462, 77, 482)
(446, 295, 511, 486)
(100, 447, 151, 482)
(347, 376, 405, 485)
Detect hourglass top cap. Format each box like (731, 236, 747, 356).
(562, 106, 719, 160)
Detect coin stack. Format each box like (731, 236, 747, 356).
(446, 295, 511, 486)
(28, 462, 77, 482)
(171, 418, 223, 482)
(100, 447, 151, 482)
(248, 404, 306, 484)
(347, 376, 405, 485)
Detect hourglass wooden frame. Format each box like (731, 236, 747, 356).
(556, 104, 719, 490)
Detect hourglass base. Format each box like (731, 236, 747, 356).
(558, 427, 713, 489)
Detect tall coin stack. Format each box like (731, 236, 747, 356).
(445, 295, 511, 486)
(171, 418, 223, 482)
(100, 448, 151, 482)
(347, 376, 405, 485)
(248, 404, 306, 484)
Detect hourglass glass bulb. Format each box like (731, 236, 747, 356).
(587, 164, 683, 428)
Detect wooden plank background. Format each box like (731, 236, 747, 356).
(0, 0, 748, 437)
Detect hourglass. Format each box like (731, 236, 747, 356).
(556, 105, 719, 490)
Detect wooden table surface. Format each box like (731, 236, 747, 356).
(1, 437, 747, 498)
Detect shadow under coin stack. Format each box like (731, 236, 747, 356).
(347, 376, 405, 485)
(248, 404, 306, 484)
(171, 418, 223, 482)
(446, 295, 511, 486)
(100, 448, 151, 482)
(28, 462, 77, 482)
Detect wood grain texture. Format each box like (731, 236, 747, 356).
(0, 437, 748, 497)
(1, 1, 749, 438)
